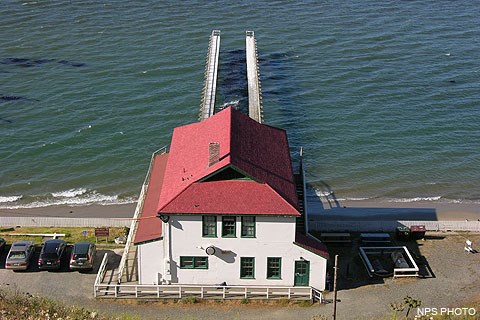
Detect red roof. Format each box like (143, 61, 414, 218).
(134, 153, 169, 244)
(160, 180, 300, 215)
(157, 107, 299, 215)
(134, 107, 301, 243)
(294, 233, 329, 259)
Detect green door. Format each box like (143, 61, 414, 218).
(294, 260, 310, 286)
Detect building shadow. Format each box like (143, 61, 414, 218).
(305, 183, 439, 291)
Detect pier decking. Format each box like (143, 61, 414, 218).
(246, 30, 263, 123)
(199, 30, 221, 121)
(198, 30, 263, 123)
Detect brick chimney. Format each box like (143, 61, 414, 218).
(208, 142, 220, 167)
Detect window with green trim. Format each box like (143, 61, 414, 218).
(222, 216, 236, 237)
(267, 257, 282, 279)
(202, 216, 217, 237)
(180, 256, 208, 269)
(240, 257, 255, 279)
(241, 216, 256, 238)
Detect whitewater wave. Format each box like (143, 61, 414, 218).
(0, 195, 23, 203)
(307, 187, 480, 204)
(51, 188, 87, 198)
(0, 189, 136, 209)
(388, 196, 443, 203)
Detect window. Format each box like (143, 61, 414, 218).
(267, 257, 282, 279)
(241, 216, 256, 238)
(180, 257, 208, 269)
(202, 216, 217, 237)
(222, 216, 236, 237)
(240, 257, 255, 279)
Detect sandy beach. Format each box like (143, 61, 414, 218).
(0, 202, 137, 219)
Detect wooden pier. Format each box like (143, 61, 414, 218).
(245, 30, 263, 123)
(199, 30, 221, 121)
(199, 30, 263, 123)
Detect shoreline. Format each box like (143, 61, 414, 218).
(0, 202, 137, 219)
(0, 199, 479, 222)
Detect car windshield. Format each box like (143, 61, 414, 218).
(8, 251, 26, 260)
(73, 253, 88, 259)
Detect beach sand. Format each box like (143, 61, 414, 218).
(0, 202, 137, 219)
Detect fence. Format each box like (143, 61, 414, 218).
(309, 220, 480, 232)
(94, 282, 322, 302)
(0, 216, 131, 228)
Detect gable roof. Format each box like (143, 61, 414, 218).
(160, 180, 300, 215)
(157, 107, 299, 215)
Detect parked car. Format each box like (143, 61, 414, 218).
(5, 241, 35, 271)
(0, 237, 5, 252)
(69, 242, 96, 271)
(38, 239, 67, 270)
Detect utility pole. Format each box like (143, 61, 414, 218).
(333, 254, 339, 320)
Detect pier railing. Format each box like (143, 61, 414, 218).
(309, 219, 480, 232)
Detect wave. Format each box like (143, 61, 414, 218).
(0, 189, 136, 209)
(307, 187, 480, 204)
(51, 188, 87, 198)
(387, 196, 443, 203)
(0, 195, 23, 203)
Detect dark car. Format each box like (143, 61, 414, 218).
(38, 239, 67, 270)
(69, 242, 96, 271)
(0, 237, 5, 252)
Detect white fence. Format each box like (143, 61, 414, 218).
(309, 220, 480, 232)
(94, 282, 322, 302)
(0, 216, 131, 228)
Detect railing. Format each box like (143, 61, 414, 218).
(0, 217, 131, 228)
(94, 253, 109, 297)
(116, 146, 169, 284)
(309, 220, 480, 233)
(94, 283, 322, 301)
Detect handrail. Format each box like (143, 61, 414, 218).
(116, 146, 169, 284)
(94, 253, 109, 297)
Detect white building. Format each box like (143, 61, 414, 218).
(134, 107, 328, 291)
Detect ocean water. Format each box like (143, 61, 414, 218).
(1, 0, 479, 209)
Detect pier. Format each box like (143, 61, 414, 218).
(245, 30, 263, 123)
(199, 30, 263, 123)
(199, 30, 221, 121)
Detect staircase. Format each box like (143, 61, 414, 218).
(295, 173, 306, 234)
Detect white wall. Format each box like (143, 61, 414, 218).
(137, 240, 165, 285)
(159, 215, 327, 290)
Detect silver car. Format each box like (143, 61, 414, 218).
(6, 241, 35, 271)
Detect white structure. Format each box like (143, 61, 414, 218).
(134, 107, 328, 292)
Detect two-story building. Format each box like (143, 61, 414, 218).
(133, 106, 328, 291)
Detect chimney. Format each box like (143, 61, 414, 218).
(208, 142, 220, 167)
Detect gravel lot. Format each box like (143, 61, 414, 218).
(1, 232, 479, 320)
